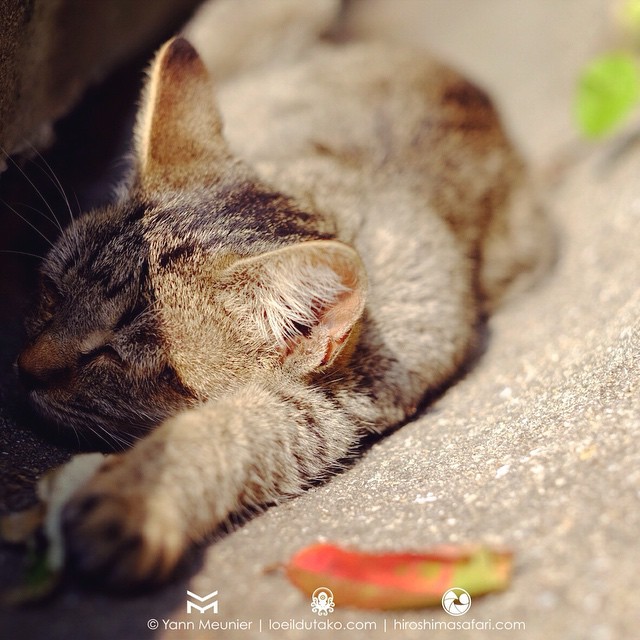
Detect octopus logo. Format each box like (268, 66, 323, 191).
(441, 587, 472, 616)
(310, 587, 335, 616)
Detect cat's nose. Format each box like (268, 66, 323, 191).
(17, 335, 73, 390)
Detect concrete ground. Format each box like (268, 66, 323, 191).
(2, 1, 639, 639)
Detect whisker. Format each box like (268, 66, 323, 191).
(24, 142, 85, 255)
(71, 190, 87, 257)
(83, 416, 128, 452)
(0, 249, 44, 260)
(15, 201, 63, 233)
(85, 423, 117, 450)
(25, 143, 75, 221)
(0, 198, 54, 248)
(95, 413, 146, 451)
(103, 426, 136, 451)
(0, 145, 63, 237)
(69, 422, 82, 448)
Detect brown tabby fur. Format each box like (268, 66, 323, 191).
(17, 0, 552, 587)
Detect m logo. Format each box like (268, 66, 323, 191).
(186, 590, 219, 614)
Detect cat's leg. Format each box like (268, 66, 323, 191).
(338, 200, 479, 431)
(62, 379, 355, 587)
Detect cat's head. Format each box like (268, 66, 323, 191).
(17, 38, 366, 445)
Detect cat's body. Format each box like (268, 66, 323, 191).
(17, 0, 551, 587)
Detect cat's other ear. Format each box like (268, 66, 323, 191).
(223, 241, 367, 371)
(135, 37, 232, 190)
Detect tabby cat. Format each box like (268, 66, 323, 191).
(17, 0, 551, 587)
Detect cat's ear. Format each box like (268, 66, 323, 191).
(223, 241, 367, 370)
(134, 37, 231, 189)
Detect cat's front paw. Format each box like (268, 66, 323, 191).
(62, 457, 187, 589)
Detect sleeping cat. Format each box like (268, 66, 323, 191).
(16, 0, 551, 587)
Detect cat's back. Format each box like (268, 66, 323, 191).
(217, 41, 509, 177)
(195, 23, 549, 306)
(213, 40, 527, 256)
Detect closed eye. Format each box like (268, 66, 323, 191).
(78, 344, 124, 366)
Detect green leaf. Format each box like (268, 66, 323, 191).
(619, 0, 640, 39)
(575, 53, 640, 138)
(1, 542, 61, 606)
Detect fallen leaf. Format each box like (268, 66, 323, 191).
(286, 543, 512, 609)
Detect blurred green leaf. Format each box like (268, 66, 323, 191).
(575, 53, 640, 138)
(1, 541, 60, 606)
(620, 0, 640, 38)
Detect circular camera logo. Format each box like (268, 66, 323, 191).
(442, 587, 472, 616)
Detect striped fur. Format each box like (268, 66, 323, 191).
(18, 0, 553, 588)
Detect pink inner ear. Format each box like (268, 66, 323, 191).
(316, 247, 365, 341)
(323, 289, 364, 341)
(222, 239, 366, 366)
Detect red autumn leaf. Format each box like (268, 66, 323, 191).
(285, 543, 512, 610)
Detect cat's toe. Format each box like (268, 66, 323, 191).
(62, 488, 186, 589)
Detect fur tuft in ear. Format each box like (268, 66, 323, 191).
(223, 241, 367, 370)
(135, 37, 232, 189)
